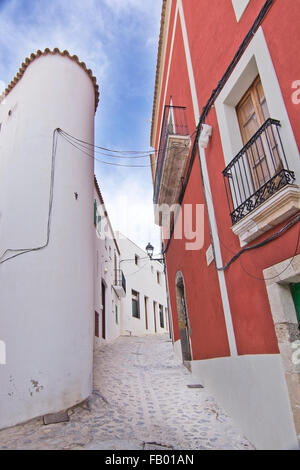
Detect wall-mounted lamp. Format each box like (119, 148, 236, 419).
(145, 242, 164, 263)
(199, 124, 212, 149)
(145, 242, 154, 259)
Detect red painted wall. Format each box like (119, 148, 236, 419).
(154, 0, 300, 359)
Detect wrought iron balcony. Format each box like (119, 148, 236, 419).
(113, 269, 126, 297)
(153, 105, 191, 221)
(223, 118, 296, 225)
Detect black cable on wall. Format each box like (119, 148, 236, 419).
(162, 0, 275, 263)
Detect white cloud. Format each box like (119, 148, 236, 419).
(0, 0, 162, 254)
(98, 169, 161, 253)
(103, 0, 161, 16)
(0, 0, 110, 85)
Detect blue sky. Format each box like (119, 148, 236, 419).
(0, 0, 162, 251)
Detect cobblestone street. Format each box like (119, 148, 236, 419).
(0, 334, 254, 450)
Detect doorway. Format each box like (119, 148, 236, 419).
(95, 311, 99, 338)
(153, 301, 157, 333)
(175, 272, 192, 362)
(144, 296, 149, 330)
(101, 281, 106, 339)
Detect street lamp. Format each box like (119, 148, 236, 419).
(145, 242, 154, 259)
(145, 242, 165, 264)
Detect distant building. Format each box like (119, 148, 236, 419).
(151, 0, 300, 450)
(116, 233, 169, 337)
(0, 49, 99, 430)
(94, 177, 125, 344)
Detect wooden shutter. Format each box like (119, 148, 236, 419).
(236, 76, 282, 189)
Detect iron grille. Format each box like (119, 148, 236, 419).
(223, 118, 295, 225)
(153, 105, 189, 204)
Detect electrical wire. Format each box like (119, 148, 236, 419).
(201, 178, 300, 279)
(59, 131, 154, 167)
(125, 261, 149, 277)
(162, 0, 274, 257)
(59, 127, 195, 164)
(216, 213, 300, 272)
(0, 128, 58, 265)
(59, 130, 153, 159)
(239, 225, 300, 281)
(59, 128, 158, 155)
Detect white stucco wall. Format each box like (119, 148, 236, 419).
(0, 54, 95, 429)
(116, 233, 169, 336)
(189, 351, 298, 450)
(94, 187, 122, 344)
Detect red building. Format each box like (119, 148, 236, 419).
(151, 0, 300, 449)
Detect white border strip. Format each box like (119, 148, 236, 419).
(156, 3, 179, 149)
(178, 0, 237, 356)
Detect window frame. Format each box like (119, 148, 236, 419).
(132, 289, 140, 319)
(215, 28, 299, 178)
(214, 28, 300, 245)
(159, 304, 164, 328)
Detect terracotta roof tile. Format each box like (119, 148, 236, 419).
(0, 48, 99, 112)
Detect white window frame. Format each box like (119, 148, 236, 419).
(214, 27, 300, 245)
(231, 0, 250, 22)
(215, 27, 299, 179)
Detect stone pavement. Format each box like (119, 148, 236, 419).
(0, 334, 254, 450)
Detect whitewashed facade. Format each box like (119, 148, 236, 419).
(0, 50, 98, 430)
(94, 178, 125, 344)
(116, 233, 169, 336)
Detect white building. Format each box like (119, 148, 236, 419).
(94, 177, 125, 344)
(116, 233, 169, 336)
(0, 49, 98, 430)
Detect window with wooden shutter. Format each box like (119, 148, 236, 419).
(236, 76, 283, 190)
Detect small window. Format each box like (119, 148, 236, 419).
(135, 255, 139, 266)
(94, 200, 97, 226)
(115, 305, 118, 324)
(157, 271, 160, 284)
(159, 304, 164, 328)
(132, 290, 140, 318)
(97, 214, 101, 235)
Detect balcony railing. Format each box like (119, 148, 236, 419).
(223, 118, 296, 225)
(153, 105, 189, 205)
(114, 269, 126, 295)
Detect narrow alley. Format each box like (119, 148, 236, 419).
(0, 334, 253, 450)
